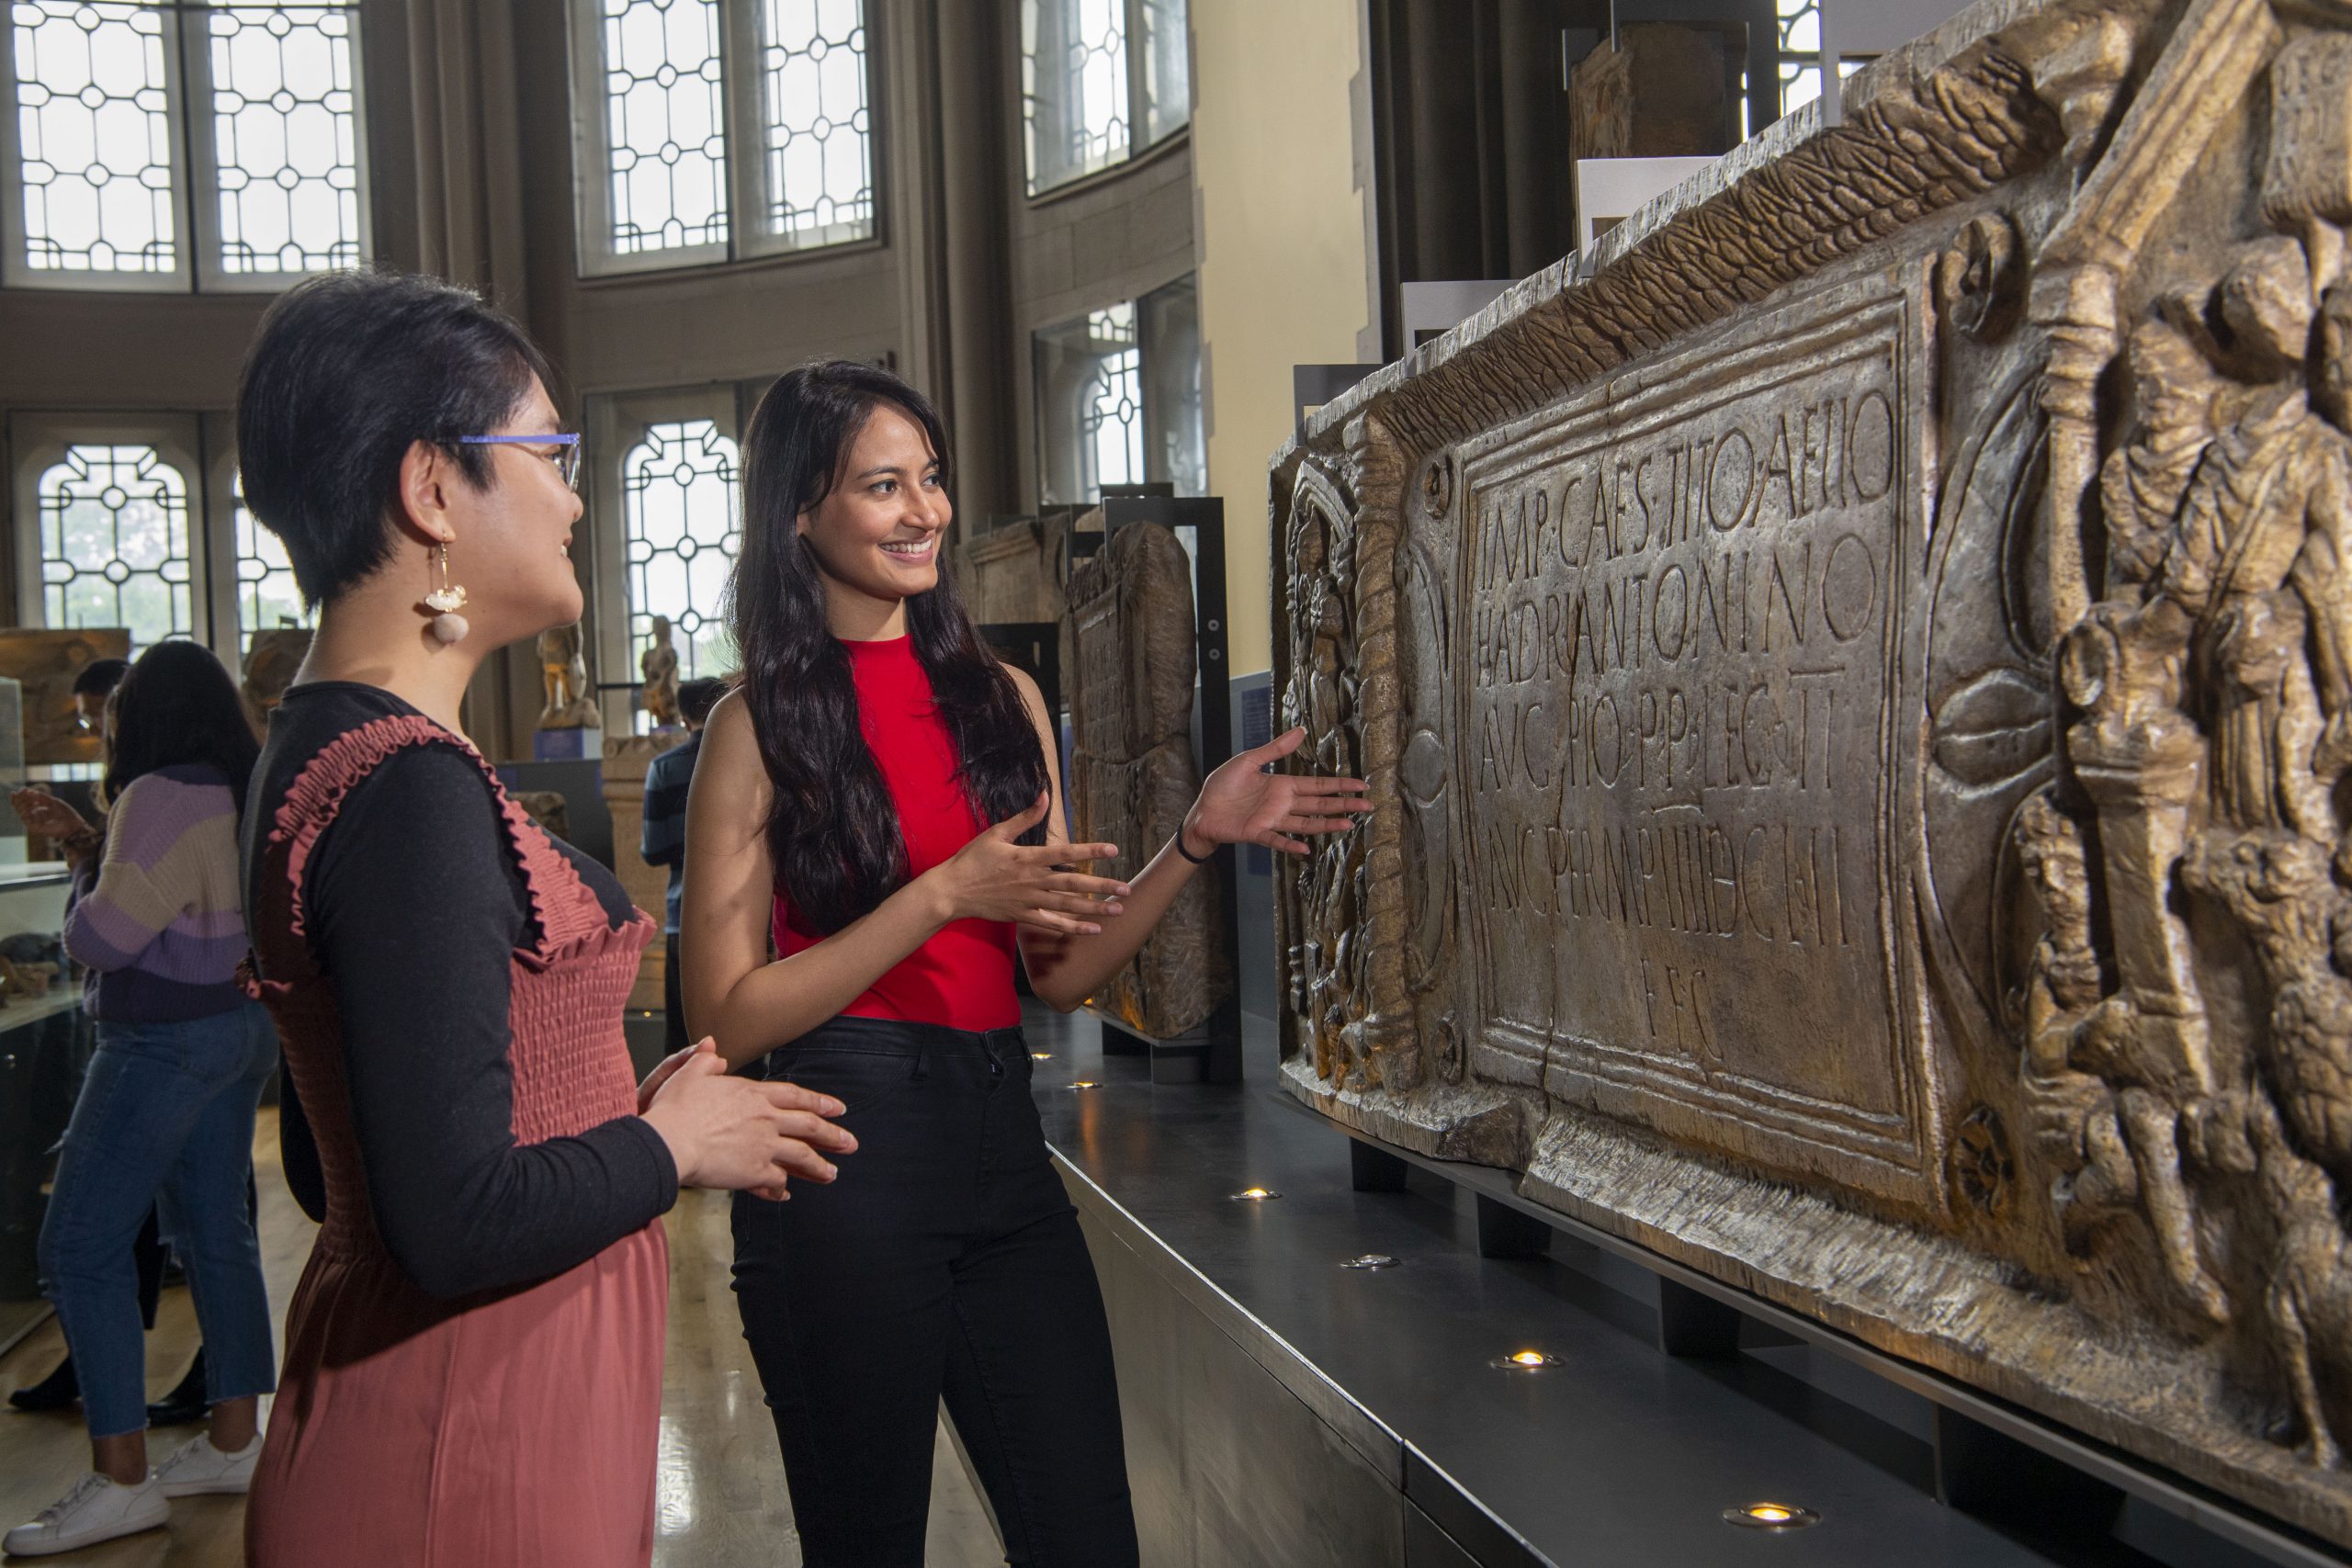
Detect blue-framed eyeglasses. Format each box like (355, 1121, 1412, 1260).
(459, 434, 582, 491)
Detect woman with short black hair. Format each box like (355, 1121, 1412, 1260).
(685, 360, 1371, 1565)
(229, 270, 855, 1567)
(6, 641, 278, 1558)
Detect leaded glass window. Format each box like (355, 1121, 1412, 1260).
(573, 0, 874, 275)
(1022, 0, 1188, 197)
(1135, 0, 1187, 152)
(598, 0, 729, 258)
(1076, 305, 1142, 498)
(205, 4, 365, 274)
(37, 444, 193, 649)
(621, 419, 740, 730)
(1034, 276, 1203, 506)
(232, 491, 308, 651)
(754, 0, 871, 249)
(8, 1, 181, 276)
(1775, 0, 1822, 116)
(4, 0, 369, 288)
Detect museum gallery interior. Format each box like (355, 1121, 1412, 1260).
(9, 0, 2352, 1563)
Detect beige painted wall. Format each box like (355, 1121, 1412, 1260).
(1192, 0, 1377, 677)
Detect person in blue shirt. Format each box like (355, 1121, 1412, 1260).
(642, 677, 728, 1055)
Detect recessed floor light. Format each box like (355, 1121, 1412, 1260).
(1031, 1052, 1053, 1061)
(1491, 1349, 1563, 1371)
(1340, 1254, 1400, 1269)
(1069, 1080, 1099, 1090)
(1724, 1502, 1818, 1529)
(1230, 1188, 1280, 1201)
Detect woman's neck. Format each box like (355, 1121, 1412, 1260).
(822, 578, 909, 642)
(293, 589, 486, 737)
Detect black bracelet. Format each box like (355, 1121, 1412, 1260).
(1175, 828, 1216, 864)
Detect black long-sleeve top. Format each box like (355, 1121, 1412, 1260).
(245, 683, 677, 1300)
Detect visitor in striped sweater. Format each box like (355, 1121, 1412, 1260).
(6, 642, 281, 1559)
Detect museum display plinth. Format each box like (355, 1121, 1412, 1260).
(0, 864, 89, 1356)
(1031, 1002, 2327, 1567)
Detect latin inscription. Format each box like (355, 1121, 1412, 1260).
(1458, 295, 1916, 1148)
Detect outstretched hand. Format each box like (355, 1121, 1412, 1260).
(1182, 728, 1371, 858)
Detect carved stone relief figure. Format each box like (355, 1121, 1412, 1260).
(1279, 467, 1365, 1085)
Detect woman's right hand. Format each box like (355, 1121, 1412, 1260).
(640, 1046, 857, 1198)
(922, 793, 1129, 935)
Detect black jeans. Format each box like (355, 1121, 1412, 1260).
(731, 1017, 1138, 1568)
(663, 932, 687, 1057)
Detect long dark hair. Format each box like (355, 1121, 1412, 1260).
(105, 641, 262, 817)
(730, 361, 1046, 933)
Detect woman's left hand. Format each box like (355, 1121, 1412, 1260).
(11, 788, 90, 842)
(638, 1037, 717, 1114)
(1181, 727, 1372, 859)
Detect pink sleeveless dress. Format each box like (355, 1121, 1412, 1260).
(243, 716, 668, 1567)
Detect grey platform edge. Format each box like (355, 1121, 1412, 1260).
(1306, 1101, 2347, 1568)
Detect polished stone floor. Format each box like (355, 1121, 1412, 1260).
(0, 1108, 1001, 1565)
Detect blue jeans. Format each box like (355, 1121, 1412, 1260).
(40, 1002, 279, 1439)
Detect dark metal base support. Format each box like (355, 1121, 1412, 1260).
(1351, 1139, 1410, 1193)
(1934, 1404, 2125, 1536)
(1097, 1004, 1242, 1086)
(1475, 1194, 1549, 1260)
(1655, 1277, 1744, 1359)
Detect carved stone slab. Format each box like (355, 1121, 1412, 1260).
(1272, 0, 2352, 1545)
(1066, 522, 1231, 1037)
(958, 513, 1071, 626)
(1461, 277, 1930, 1201)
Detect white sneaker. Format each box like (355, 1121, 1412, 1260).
(2, 1471, 169, 1557)
(154, 1432, 262, 1497)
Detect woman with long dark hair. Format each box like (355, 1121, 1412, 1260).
(226, 270, 855, 1567)
(684, 360, 1370, 1565)
(6, 641, 279, 1557)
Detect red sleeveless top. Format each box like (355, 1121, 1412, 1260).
(772, 636, 1021, 1032)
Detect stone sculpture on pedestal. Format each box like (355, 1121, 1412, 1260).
(537, 623, 598, 730)
(640, 616, 681, 731)
(1272, 0, 2352, 1545)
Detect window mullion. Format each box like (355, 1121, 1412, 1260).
(1125, 0, 1146, 152)
(0, 19, 23, 286)
(724, 0, 760, 261)
(180, 0, 219, 293)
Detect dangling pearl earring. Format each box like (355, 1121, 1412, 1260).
(423, 541, 469, 645)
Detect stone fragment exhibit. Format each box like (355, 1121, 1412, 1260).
(1064, 520, 1232, 1038)
(1272, 0, 2352, 1544)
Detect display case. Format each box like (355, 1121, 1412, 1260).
(0, 863, 82, 1352)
